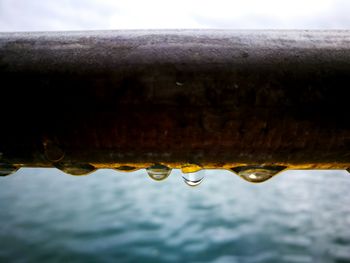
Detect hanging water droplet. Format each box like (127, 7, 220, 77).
(146, 164, 172, 181)
(114, 166, 138, 172)
(231, 165, 286, 183)
(182, 170, 205, 187)
(0, 163, 18, 177)
(55, 162, 95, 176)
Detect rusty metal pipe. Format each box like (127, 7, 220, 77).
(0, 30, 349, 171)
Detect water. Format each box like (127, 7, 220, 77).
(0, 169, 350, 263)
(55, 163, 96, 176)
(0, 163, 18, 177)
(231, 165, 287, 183)
(182, 170, 206, 187)
(146, 164, 172, 181)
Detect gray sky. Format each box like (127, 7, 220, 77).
(1, 0, 350, 31)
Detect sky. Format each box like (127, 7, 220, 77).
(0, 0, 350, 31)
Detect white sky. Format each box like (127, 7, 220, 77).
(0, 0, 350, 31)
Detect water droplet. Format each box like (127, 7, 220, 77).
(114, 166, 138, 172)
(181, 163, 202, 173)
(146, 164, 171, 181)
(0, 163, 18, 177)
(231, 165, 286, 183)
(43, 140, 64, 162)
(182, 170, 205, 187)
(55, 162, 95, 176)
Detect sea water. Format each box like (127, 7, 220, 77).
(0, 169, 350, 263)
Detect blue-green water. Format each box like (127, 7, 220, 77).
(0, 169, 350, 263)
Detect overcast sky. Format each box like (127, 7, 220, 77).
(1, 0, 350, 31)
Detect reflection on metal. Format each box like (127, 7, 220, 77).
(114, 166, 139, 172)
(0, 30, 349, 172)
(43, 139, 65, 163)
(181, 164, 203, 173)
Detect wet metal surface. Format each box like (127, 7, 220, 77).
(0, 30, 349, 170)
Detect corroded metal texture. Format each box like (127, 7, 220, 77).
(0, 30, 349, 171)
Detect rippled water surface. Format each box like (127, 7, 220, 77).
(1, 169, 350, 263)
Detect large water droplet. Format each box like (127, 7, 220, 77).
(55, 162, 95, 176)
(182, 170, 205, 187)
(114, 166, 138, 172)
(146, 164, 172, 181)
(0, 163, 18, 176)
(231, 165, 286, 183)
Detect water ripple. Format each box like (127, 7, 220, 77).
(0, 169, 350, 263)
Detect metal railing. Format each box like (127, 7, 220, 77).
(0, 30, 349, 174)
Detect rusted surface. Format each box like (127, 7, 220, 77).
(0, 30, 349, 171)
